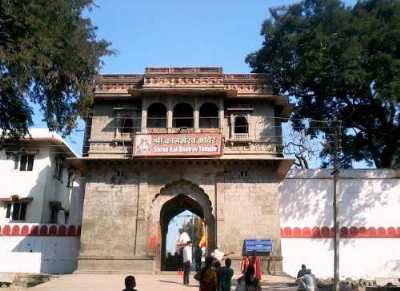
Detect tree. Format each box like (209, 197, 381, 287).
(282, 124, 324, 168)
(0, 0, 110, 139)
(247, 0, 400, 168)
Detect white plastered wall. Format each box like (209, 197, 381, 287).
(0, 148, 51, 223)
(279, 169, 400, 279)
(0, 235, 79, 274)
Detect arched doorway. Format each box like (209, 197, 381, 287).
(150, 180, 215, 271)
(160, 195, 205, 271)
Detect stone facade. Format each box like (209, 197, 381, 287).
(73, 67, 292, 274)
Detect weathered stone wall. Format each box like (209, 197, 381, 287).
(78, 160, 283, 273)
(78, 165, 140, 271)
(219, 164, 282, 274)
(90, 102, 116, 141)
(251, 100, 275, 140)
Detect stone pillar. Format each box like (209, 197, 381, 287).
(215, 172, 225, 249)
(246, 113, 251, 138)
(229, 114, 235, 139)
(141, 108, 147, 133)
(135, 174, 149, 257)
(218, 99, 224, 130)
(194, 99, 200, 132)
(167, 100, 173, 132)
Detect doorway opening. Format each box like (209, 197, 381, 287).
(164, 210, 205, 271)
(160, 194, 213, 271)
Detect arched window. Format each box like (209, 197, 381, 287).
(173, 103, 193, 128)
(199, 103, 219, 128)
(234, 116, 248, 134)
(147, 103, 167, 128)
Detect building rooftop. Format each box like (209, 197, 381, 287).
(2, 128, 78, 158)
(94, 67, 291, 116)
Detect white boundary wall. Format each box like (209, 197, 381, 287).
(279, 169, 400, 279)
(0, 224, 80, 274)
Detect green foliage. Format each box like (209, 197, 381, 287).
(0, 0, 111, 138)
(247, 0, 400, 168)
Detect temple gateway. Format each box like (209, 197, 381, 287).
(73, 67, 292, 273)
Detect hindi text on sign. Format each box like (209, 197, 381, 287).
(134, 133, 222, 157)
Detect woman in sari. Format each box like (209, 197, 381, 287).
(244, 265, 261, 291)
(198, 256, 217, 291)
(241, 251, 262, 281)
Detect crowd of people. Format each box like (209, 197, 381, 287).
(121, 235, 317, 291)
(180, 240, 262, 291)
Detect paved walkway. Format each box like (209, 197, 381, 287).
(4, 274, 296, 291)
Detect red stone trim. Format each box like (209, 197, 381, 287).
(280, 226, 400, 238)
(0, 224, 81, 237)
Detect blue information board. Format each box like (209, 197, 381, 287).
(243, 239, 273, 256)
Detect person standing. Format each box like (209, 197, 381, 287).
(195, 246, 202, 272)
(122, 275, 137, 291)
(218, 258, 234, 291)
(183, 241, 193, 286)
(244, 265, 261, 291)
(197, 256, 217, 291)
(241, 251, 262, 281)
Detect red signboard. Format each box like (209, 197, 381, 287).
(133, 133, 222, 157)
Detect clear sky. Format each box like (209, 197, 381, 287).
(32, 0, 357, 161)
(33, 0, 300, 154)
(30, 0, 360, 251)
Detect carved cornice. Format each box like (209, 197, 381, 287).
(94, 67, 274, 96)
(145, 67, 223, 75)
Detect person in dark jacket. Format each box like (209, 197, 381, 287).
(123, 275, 137, 291)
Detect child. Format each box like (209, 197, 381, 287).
(218, 258, 234, 291)
(123, 275, 137, 291)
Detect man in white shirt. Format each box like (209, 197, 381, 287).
(182, 241, 192, 286)
(211, 247, 225, 262)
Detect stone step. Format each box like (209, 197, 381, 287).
(13, 273, 52, 288)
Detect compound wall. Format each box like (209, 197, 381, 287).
(279, 169, 400, 279)
(0, 223, 80, 274)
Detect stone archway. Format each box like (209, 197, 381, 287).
(150, 179, 215, 271)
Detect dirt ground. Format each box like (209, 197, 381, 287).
(1, 273, 296, 291)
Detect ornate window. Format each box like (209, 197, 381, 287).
(147, 103, 167, 128)
(114, 108, 136, 137)
(234, 116, 249, 134)
(173, 103, 193, 128)
(199, 103, 219, 128)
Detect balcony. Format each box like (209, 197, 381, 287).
(88, 126, 282, 158)
(230, 133, 250, 141)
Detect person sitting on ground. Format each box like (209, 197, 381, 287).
(123, 275, 137, 291)
(218, 258, 234, 291)
(297, 264, 309, 278)
(297, 269, 318, 291)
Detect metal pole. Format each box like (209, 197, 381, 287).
(333, 168, 339, 291)
(332, 120, 342, 291)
